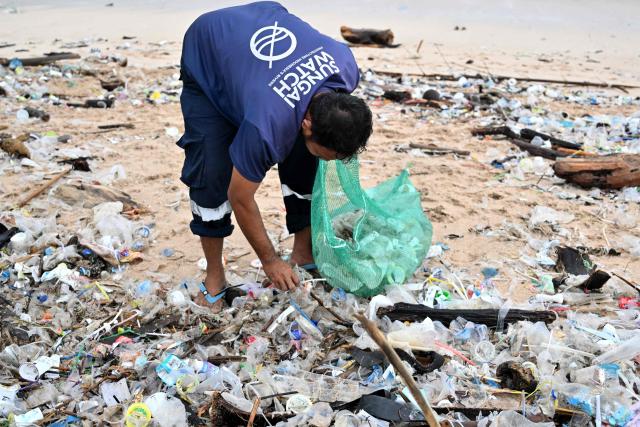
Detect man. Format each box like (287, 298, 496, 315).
(178, 1, 373, 309)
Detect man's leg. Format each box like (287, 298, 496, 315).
(290, 226, 312, 266)
(178, 69, 236, 309)
(278, 133, 318, 266)
(197, 237, 226, 306)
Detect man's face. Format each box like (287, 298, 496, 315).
(305, 139, 339, 161)
(302, 113, 339, 161)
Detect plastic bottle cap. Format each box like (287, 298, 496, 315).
(286, 394, 312, 414)
(125, 403, 151, 427)
(16, 109, 29, 122)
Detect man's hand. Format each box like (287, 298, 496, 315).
(228, 167, 300, 292)
(263, 258, 299, 291)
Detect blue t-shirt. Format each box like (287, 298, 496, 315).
(181, 1, 360, 182)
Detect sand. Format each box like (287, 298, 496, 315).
(1, 1, 639, 302)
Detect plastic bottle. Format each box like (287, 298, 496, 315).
(188, 359, 224, 392)
(307, 402, 333, 427)
(132, 226, 151, 251)
(333, 411, 361, 427)
(135, 280, 155, 297)
(9, 232, 34, 254)
(155, 354, 192, 386)
(245, 382, 275, 409)
(594, 336, 640, 364)
(570, 365, 607, 385)
(144, 392, 188, 427)
(272, 367, 381, 402)
(613, 206, 637, 229)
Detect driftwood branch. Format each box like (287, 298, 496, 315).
(520, 128, 581, 150)
(553, 154, 640, 189)
(370, 70, 639, 91)
(471, 126, 568, 160)
(377, 303, 556, 326)
(97, 123, 135, 130)
(409, 143, 470, 156)
(508, 138, 567, 160)
(340, 26, 399, 48)
(0, 52, 80, 67)
(354, 313, 440, 427)
(17, 168, 72, 208)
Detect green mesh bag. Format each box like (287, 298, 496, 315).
(311, 158, 433, 297)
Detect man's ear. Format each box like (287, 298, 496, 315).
(302, 112, 311, 130)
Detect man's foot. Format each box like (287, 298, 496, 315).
(289, 254, 315, 267)
(195, 289, 225, 312)
(290, 227, 314, 267)
(195, 273, 226, 313)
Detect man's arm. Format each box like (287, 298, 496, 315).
(227, 167, 299, 290)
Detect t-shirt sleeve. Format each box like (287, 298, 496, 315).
(229, 120, 275, 183)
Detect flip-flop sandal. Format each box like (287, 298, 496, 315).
(198, 283, 244, 305)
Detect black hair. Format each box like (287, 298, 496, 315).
(308, 92, 372, 159)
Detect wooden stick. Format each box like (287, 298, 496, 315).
(354, 313, 440, 427)
(520, 128, 581, 150)
(555, 147, 595, 157)
(471, 125, 519, 139)
(471, 126, 568, 160)
(310, 290, 352, 326)
(17, 167, 72, 208)
(97, 123, 135, 130)
(509, 138, 567, 160)
(409, 143, 470, 156)
(207, 355, 246, 363)
(370, 69, 639, 90)
(0, 52, 80, 67)
(612, 273, 640, 294)
(246, 398, 260, 427)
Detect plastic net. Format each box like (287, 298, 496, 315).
(311, 158, 433, 297)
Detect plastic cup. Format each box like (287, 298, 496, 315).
(125, 403, 151, 427)
(472, 341, 496, 363)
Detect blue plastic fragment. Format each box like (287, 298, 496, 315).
(8, 58, 22, 70)
(331, 287, 346, 302)
(364, 365, 383, 384)
(481, 267, 499, 279)
(490, 159, 505, 169)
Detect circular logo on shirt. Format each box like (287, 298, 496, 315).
(249, 21, 297, 69)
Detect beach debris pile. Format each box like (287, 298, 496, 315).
(1, 39, 640, 427)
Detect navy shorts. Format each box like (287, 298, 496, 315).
(178, 70, 318, 238)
